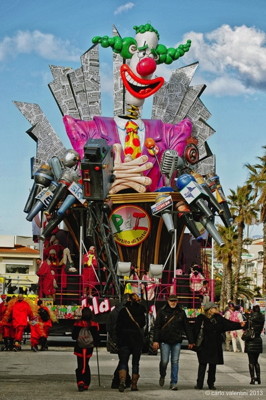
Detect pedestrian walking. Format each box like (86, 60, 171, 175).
(71, 307, 100, 392)
(116, 293, 146, 392)
(6, 294, 35, 351)
(193, 301, 246, 390)
(0, 296, 15, 351)
(228, 304, 245, 352)
(243, 305, 265, 385)
(152, 294, 194, 390)
(106, 296, 132, 389)
(223, 301, 235, 351)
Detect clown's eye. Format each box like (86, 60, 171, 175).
(152, 52, 159, 61)
(129, 44, 137, 54)
(137, 48, 153, 59)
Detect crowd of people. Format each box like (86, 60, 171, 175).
(0, 290, 264, 392)
(103, 295, 264, 393)
(0, 294, 54, 352)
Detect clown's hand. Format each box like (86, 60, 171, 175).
(110, 144, 153, 194)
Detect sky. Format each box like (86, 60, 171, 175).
(0, 0, 265, 238)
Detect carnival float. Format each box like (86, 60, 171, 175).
(15, 23, 232, 323)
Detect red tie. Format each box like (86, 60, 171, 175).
(124, 120, 141, 159)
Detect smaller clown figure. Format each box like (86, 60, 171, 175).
(82, 246, 98, 297)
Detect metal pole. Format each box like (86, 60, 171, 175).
(173, 229, 177, 295)
(211, 238, 214, 301)
(174, 229, 177, 278)
(211, 237, 214, 280)
(79, 213, 83, 276)
(95, 346, 101, 386)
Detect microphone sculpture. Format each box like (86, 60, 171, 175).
(43, 149, 80, 215)
(175, 200, 203, 241)
(190, 171, 224, 217)
(37, 149, 81, 240)
(206, 173, 233, 228)
(160, 149, 184, 187)
(154, 192, 175, 234)
(26, 149, 80, 222)
(176, 173, 225, 247)
(24, 164, 54, 214)
(26, 180, 59, 221)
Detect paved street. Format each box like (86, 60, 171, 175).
(0, 339, 265, 400)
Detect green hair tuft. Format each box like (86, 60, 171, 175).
(133, 23, 160, 40)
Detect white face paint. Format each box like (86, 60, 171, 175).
(122, 30, 163, 108)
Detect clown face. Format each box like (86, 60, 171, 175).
(92, 24, 191, 109)
(121, 30, 164, 107)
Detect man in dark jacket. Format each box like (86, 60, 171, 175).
(116, 293, 146, 392)
(152, 294, 194, 390)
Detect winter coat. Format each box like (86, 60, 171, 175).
(12, 300, 33, 328)
(153, 303, 194, 345)
(116, 301, 146, 348)
(194, 313, 242, 365)
(72, 319, 100, 358)
(244, 311, 265, 354)
(106, 304, 124, 343)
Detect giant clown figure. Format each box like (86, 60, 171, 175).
(63, 24, 194, 193)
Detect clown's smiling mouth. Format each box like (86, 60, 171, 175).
(120, 64, 164, 99)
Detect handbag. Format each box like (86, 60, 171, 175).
(192, 320, 204, 351)
(196, 320, 204, 347)
(241, 320, 255, 341)
(106, 334, 118, 354)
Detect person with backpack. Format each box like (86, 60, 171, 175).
(72, 307, 100, 392)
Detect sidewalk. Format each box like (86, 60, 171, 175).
(0, 341, 265, 400)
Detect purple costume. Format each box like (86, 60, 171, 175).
(63, 115, 193, 192)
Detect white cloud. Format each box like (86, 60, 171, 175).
(114, 2, 134, 15)
(0, 30, 81, 62)
(179, 25, 266, 94)
(205, 75, 254, 96)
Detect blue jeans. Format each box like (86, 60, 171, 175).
(159, 342, 181, 385)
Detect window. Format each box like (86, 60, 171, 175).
(6, 265, 29, 274)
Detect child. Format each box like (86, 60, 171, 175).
(72, 307, 99, 391)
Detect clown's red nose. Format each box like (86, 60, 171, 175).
(136, 57, 157, 76)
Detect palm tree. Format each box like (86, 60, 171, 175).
(215, 225, 238, 309)
(214, 271, 254, 305)
(246, 147, 266, 294)
(227, 185, 259, 302)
